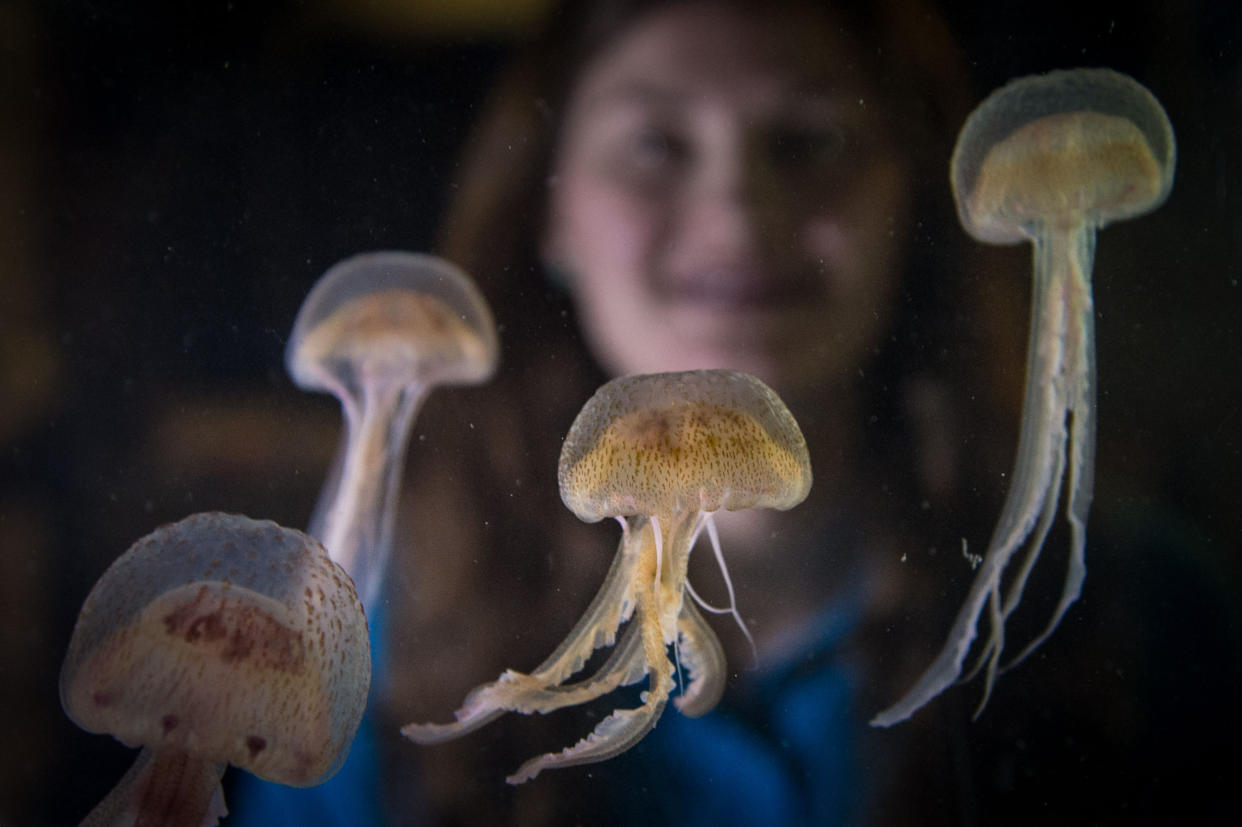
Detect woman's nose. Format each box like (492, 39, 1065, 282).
(675, 131, 789, 261)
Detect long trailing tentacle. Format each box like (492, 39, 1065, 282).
(1003, 224, 1095, 673)
(529, 516, 646, 683)
(315, 380, 428, 611)
(700, 513, 757, 665)
(408, 512, 704, 780)
(504, 666, 672, 785)
(960, 438, 1064, 691)
(402, 625, 648, 745)
(872, 225, 1089, 727)
(506, 524, 676, 784)
(403, 519, 645, 744)
(872, 352, 1068, 725)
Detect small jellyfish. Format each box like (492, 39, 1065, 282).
(403, 370, 811, 783)
(873, 69, 1175, 726)
(59, 512, 370, 826)
(286, 251, 498, 609)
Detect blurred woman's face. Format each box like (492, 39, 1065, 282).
(544, 2, 912, 393)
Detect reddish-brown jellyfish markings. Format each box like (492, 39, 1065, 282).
(404, 370, 811, 783)
(286, 251, 498, 609)
(872, 69, 1175, 727)
(59, 512, 370, 826)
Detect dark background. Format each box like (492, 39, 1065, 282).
(2, 0, 1238, 822)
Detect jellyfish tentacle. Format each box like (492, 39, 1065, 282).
(505, 623, 651, 712)
(702, 513, 757, 664)
(528, 517, 645, 684)
(402, 626, 648, 745)
(672, 600, 727, 717)
(313, 383, 384, 571)
(1002, 223, 1096, 673)
(593, 620, 651, 688)
(307, 430, 349, 542)
(985, 226, 1076, 596)
(651, 514, 665, 630)
(506, 530, 677, 784)
(872, 227, 1076, 727)
(680, 517, 727, 612)
(305, 365, 358, 542)
(969, 578, 1005, 717)
(504, 674, 671, 785)
(654, 513, 696, 643)
(319, 379, 428, 607)
(403, 527, 646, 745)
(961, 434, 1066, 687)
(401, 694, 506, 744)
(1000, 442, 1065, 621)
(967, 226, 1088, 691)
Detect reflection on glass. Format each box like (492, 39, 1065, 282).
(286, 251, 498, 610)
(404, 370, 811, 783)
(59, 513, 370, 825)
(874, 68, 1175, 726)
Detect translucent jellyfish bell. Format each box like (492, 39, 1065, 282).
(59, 513, 370, 825)
(287, 251, 498, 610)
(873, 69, 1175, 726)
(403, 370, 811, 783)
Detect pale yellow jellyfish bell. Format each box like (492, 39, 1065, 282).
(59, 512, 371, 826)
(286, 251, 498, 610)
(404, 370, 811, 783)
(872, 68, 1175, 727)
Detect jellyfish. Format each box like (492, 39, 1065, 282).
(286, 251, 498, 610)
(59, 512, 370, 825)
(872, 69, 1175, 726)
(403, 369, 811, 783)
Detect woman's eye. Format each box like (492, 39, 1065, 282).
(625, 126, 684, 170)
(599, 124, 688, 190)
